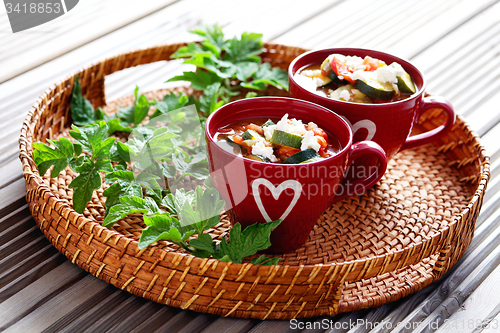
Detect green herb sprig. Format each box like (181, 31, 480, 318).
(168, 24, 288, 116)
(32, 25, 284, 265)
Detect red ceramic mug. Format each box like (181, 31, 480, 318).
(288, 48, 455, 160)
(205, 97, 388, 253)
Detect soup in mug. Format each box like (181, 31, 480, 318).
(294, 53, 417, 104)
(214, 114, 341, 164)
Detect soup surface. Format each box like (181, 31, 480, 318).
(294, 53, 417, 104)
(215, 115, 341, 164)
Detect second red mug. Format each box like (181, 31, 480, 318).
(288, 48, 455, 160)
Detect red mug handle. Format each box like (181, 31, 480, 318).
(334, 140, 388, 202)
(400, 96, 455, 151)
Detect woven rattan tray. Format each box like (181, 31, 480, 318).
(19, 43, 490, 319)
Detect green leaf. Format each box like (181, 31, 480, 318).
(189, 24, 225, 57)
(245, 91, 258, 99)
(69, 159, 111, 213)
(161, 188, 196, 215)
(69, 122, 115, 159)
(189, 233, 215, 258)
(116, 86, 152, 126)
(70, 75, 99, 126)
(138, 215, 195, 249)
(134, 172, 163, 204)
(102, 195, 162, 228)
(171, 150, 210, 182)
(33, 138, 81, 178)
(223, 32, 263, 63)
(241, 62, 289, 91)
(106, 118, 132, 136)
(233, 61, 259, 81)
(177, 186, 225, 235)
(183, 54, 235, 79)
(250, 255, 280, 266)
(102, 170, 142, 214)
(197, 82, 225, 116)
(151, 92, 190, 118)
(214, 220, 281, 263)
(166, 69, 222, 91)
(171, 43, 207, 59)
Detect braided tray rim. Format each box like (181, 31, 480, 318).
(18, 43, 490, 319)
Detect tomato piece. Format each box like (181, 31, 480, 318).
(316, 136, 327, 149)
(232, 135, 243, 145)
(245, 123, 264, 135)
(330, 56, 355, 83)
(362, 56, 384, 71)
(318, 147, 329, 158)
(276, 146, 300, 160)
(312, 128, 328, 141)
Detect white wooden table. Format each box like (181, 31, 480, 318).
(1, 0, 500, 331)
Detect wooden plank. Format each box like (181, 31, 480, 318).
(127, 306, 182, 332)
(433, 264, 500, 333)
(0, 0, 179, 82)
(152, 311, 217, 333)
(0, 179, 29, 211)
(199, 318, 256, 333)
(0, 261, 84, 327)
(2, 274, 108, 333)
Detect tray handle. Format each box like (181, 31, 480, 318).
(76, 43, 189, 108)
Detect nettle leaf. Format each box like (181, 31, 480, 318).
(234, 61, 259, 81)
(245, 91, 258, 99)
(189, 24, 226, 57)
(105, 118, 132, 136)
(103, 170, 142, 214)
(117, 86, 152, 126)
(171, 150, 210, 182)
(250, 255, 280, 266)
(138, 215, 195, 249)
(241, 62, 289, 91)
(151, 92, 190, 118)
(102, 195, 162, 228)
(161, 188, 196, 215)
(69, 159, 112, 214)
(69, 122, 115, 159)
(108, 143, 128, 168)
(70, 75, 101, 126)
(222, 32, 263, 63)
(166, 69, 222, 91)
(197, 82, 225, 116)
(189, 233, 215, 258)
(213, 220, 281, 263)
(183, 54, 234, 79)
(177, 186, 225, 235)
(171, 43, 207, 59)
(33, 138, 81, 178)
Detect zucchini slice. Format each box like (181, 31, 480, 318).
(396, 73, 416, 94)
(300, 156, 324, 164)
(240, 139, 258, 147)
(226, 135, 238, 144)
(327, 70, 348, 85)
(245, 155, 272, 163)
(262, 119, 275, 127)
(282, 149, 319, 164)
(242, 129, 264, 141)
(270, 130, 303, 149)
(316, 75, 332, 87)
(322, 57, 348, 85)
(354, 74, 395, 101)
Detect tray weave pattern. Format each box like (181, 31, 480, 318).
(19, 43, 490, 319)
